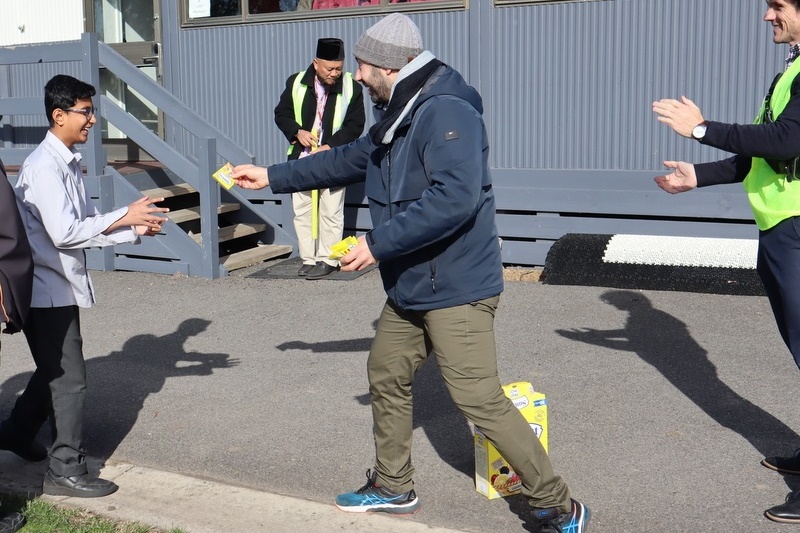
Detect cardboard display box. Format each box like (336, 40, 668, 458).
(474, 381, 548, 499)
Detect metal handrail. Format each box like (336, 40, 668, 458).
(0, 33, 291, 278)
(96, 39, 255, 166)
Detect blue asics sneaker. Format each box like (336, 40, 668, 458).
(530, 499, 591, 533)
(335, 469, 420, 514)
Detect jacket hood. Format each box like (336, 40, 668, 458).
(382, 52, 483, 137)
(415, 62, 483, 116)
(399, 51, 481, 113)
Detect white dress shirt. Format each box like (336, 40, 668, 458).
(14, 131, 138, 308)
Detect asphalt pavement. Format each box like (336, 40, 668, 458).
(0, 262, 798, 532)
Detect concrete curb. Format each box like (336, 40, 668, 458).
(0, 455, 469, 533)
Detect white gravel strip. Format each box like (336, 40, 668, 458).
(602, 235, 758, 268)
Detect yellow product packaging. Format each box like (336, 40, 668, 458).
(474, 381, 548, 499)
(329, 236, 359, 260)
(212, 162, 236, 190)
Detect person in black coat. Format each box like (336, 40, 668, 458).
(274, 38, 365, 279)
(0, 159, 32, 336)
(0, 157, 32, 533)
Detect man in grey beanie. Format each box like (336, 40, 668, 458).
(233, 13, 590, 532)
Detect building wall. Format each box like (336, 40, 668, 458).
(2, 0, 778, 265)
(165, 0, 777, 172)
(0, 0, 84, 46)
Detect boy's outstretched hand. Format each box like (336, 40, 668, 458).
(231, 164, 270, 190)
(106, 196, 169, 235)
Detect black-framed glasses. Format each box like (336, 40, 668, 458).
(63, 107, 97, 119)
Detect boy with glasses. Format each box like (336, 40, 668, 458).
(0, 74, 168, 498)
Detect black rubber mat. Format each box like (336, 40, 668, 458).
(247, 256, 377, 281)
(541, 233, 764, 296)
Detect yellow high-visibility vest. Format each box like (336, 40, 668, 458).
(745, 59, 800, 230)
(287, 71, 355, 155)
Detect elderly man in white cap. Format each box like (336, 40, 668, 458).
(233, 13, 589, 532)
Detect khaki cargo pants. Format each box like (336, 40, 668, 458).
(368, 295, 571, 510)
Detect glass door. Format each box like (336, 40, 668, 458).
(86, 0, 162, 161)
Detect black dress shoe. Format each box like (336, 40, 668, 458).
(766, 491, 800, 523)
(0, 431, 47, 462)
(763, 449, 800, 474)
(42, 470, 119, 498)
(0, 512, 25, 533)
(305, 262, 338, 280)
(298, 263, 316, 276)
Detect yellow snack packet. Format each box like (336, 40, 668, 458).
(329, 236, 359, 260)
(212, 162, 236, 190)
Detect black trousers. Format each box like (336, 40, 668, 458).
(757, 216, 800, 369)
(5, 306, 88, 477)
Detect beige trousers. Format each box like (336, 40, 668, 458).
(291, 187, 345, 266)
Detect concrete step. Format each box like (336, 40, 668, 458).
(221, 244, 292, 271)
(190, 222, 267, 244)
(168, 203, 240, 224)
(141, 183, 196, 199)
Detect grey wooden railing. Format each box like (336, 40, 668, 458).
(0, 33, 293, 278)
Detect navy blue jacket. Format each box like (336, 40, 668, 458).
(268, 64, 504, 310)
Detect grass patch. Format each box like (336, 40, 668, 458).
(1, 494, 186, 533)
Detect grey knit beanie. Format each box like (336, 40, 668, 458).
(353, 13, 423, 70)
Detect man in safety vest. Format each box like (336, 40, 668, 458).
(653, 0, 800, 523)
(274, 38, 365, 279)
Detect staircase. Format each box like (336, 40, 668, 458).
(2, 34, 295, 278)
(104, 164, 292, 276)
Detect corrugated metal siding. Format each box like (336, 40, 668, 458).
(168, 0, 778, 173)
(1, 0, 785, 267)
(2, 0, 778, 168)
(172, 11, 470, 164)
(3, 60, 82, 146)
(488, 0, 775, 170)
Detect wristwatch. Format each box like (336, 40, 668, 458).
(691, 121, 709, 141)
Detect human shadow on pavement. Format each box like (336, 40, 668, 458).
(276, 319, 377, 354)
(276, 338, 373, 353)
(277, 325, 474, 478)
(354, 356, 475, 478)
(0, 318, 239, 462)
(555, 289, 800, 492)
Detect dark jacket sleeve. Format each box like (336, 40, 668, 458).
(695, 155, 752, 187)
(274, 72, 303, 143)
(696, 74, 800, 187)
(0, 160, 33, 334)
(324, 82, 365, 148)
(269, 135, 372, 193)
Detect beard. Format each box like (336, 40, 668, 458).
(364, 73, 393, 106)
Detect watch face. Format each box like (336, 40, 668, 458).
(693, 125, 707, 139)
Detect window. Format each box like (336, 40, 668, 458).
(183, 0, 461, 25)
